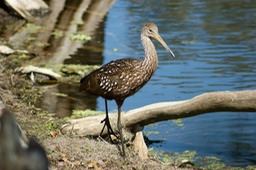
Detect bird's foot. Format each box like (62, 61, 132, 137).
(99, 117, 118, 144)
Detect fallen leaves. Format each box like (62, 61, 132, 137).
(87, 160, 104, 170)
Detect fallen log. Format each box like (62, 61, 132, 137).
(125, 90, 256, 129)
(62, 90, 256, 136)
(4, 0, 50, 21)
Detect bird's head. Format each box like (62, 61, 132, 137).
(142, 22, 175, 58)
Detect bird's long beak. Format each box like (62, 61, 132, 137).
(153, 33, 175, 58)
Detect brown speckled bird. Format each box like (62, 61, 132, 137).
(80, 22, 175, 158)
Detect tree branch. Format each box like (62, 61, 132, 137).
(125, 90, 256, 129)
(61, 90, 256, 136)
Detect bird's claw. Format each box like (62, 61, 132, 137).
(100, 118, 106, 124)
(99, 117, 118, 144)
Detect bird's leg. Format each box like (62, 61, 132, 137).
(100, 99, 117, 143)
(116, 100, 126, 158)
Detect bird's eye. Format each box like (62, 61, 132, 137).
(148, 29, 153, 33)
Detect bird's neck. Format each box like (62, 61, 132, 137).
(141, 35, 158, 72)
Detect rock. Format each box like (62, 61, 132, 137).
(0, 108, 49, 170)
(132, 130, 148, 159)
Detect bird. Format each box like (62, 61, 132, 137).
(79, 22, 175, 158)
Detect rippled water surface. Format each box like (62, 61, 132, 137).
(32, 0, 256, 167)
(100, 0, 256, 166)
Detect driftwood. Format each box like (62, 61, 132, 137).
(15, 65, 62, 80)
(4, 0, 49, 21)
(62, 90, 256, 136)
(0, 45, 28, 55)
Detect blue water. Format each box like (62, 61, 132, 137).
(28, 0, 256, 167)
(97, 0, 256, 167)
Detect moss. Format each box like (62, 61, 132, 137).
(51, 29, 64, 38)
(25, 23, 43, 32)
(31, 119, 60, 138)
(171, 118, 184, 127)
(244, 165, 256, 170)
(17, 53, 29, 59)
(70, 32, 91, 42)
(144, 131, 160, 137)
(149, 149, 229, 169)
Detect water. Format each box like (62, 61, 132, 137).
(16, 0, 256, 167)
(100, 0, 256, 166)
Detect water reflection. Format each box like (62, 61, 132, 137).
(31, 0, 115, 116)
(4, 0, 256, 167)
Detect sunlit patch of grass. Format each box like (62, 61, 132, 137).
(70, 109, 104, 119)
